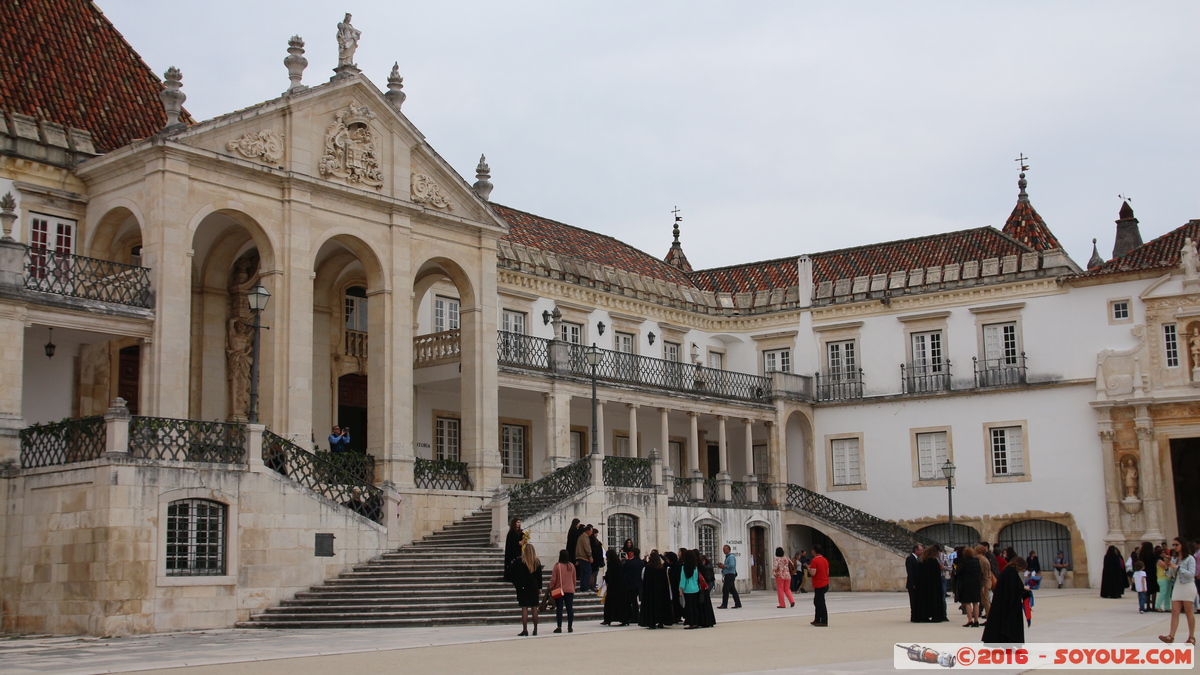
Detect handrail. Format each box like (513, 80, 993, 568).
(505, 457, 591, 521)
(815, 369, 865, 401)
(414, 457, 472, 490)
(973, 353, 1027, 388)
(19, 416, 105, 468)
(784, 483, 937, 555)
(602, 456, 652, 488)
(24, 246, 152, 309)
(129, 416, 246, 463)
(414, 329, 461, 366)
(901, 361, 952, 394)
(262, 430, 383, 523)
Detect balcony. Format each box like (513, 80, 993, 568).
(973, 354, 1027, 388)
(24, 246, 152, 309)
(901, 361, 952, 394)
(345, 329, 367, 358)
(414, 329, 461, 366)
(497, 332, 775, 404)
(815, 369, 864, 402)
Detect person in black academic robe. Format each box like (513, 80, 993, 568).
(906, 545, 923, 622)
(982, 557, 1031, 644)
(565, 518, 582, 565)
(1099, 545, 1127, 598)
(601, 552, 632, 625)
(624, 550, 645, 622)
(696, 552, 718, 628)
(638, 552, 674, 629)
(913, 546, 948, 623)
(504, 518, 523, 582)
(664, 551, 683, 625)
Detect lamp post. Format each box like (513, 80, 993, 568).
(584, 343, 602, 455)
(246, 283, 271, 424)
(941, 459, 956, 548)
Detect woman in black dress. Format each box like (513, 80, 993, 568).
(601, 550, 632, 626)
(957, 546, 982, 627)
(982, 556, 1030, 644)
(565, 518, 581, 562)
(509, 544, 543, 636)
(664, 551, 683, 625)
(1099, 545, 1126, 598)
(638, 551, 673, 629)
(697, 551, 718, 626)
(503, 517, 523, 582)
(914, 544, 948, 623)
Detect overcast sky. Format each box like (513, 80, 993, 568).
(97, 1, 1198, 271)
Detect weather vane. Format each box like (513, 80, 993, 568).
(1119, 193, 1132, 203)
(672, 205, 682, 223)
(1015, 153, 1029, 172)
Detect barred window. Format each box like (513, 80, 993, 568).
(1165, 324, 1180, 368)
(698, 523, 718, 563)
(166, 499, 226, 576)
(607, 513, 638, 551)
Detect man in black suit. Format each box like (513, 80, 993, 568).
(907, 543, 923, 622)
(624, 547, 645, 622)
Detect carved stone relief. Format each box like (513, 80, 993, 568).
(411, 173, 453, 210)
(227, 130, 285, 163)
(1095, 325, 1147, 397)
(226, 254, 259, 421)
(318, 105, 384, 188)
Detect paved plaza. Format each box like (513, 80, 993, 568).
(0, 589, 1191, 675)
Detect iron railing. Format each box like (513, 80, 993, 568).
(506, 457, 591, 521)
(703, 477, 720, 503)
(815, 370, 864, 401)
(24, 246, 152, 309)
(129, 417, 246, 463)
(973, 354, 1027, 388)
(731, 481, 750, 506)
(414, 457, 472, 490)
(602, 456, 652, 488)
(345, 330, 367, 358)
(497, 332, 552, 370)
(670, 476, 691, 504)
(413, 329, 461, 366)
(19, 416, 105, 468)
(262, 430, 384, 523)
(901, 361, 952, 394)
(784, 483, 937, 555)
(315, 451, 376, 485)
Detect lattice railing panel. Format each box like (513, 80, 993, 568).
(497, 332, 551, 370)
(565, 344, 772, 403)
(602, 456, 652, 488)
(262, 430, 383, 523)
(25, 247, 152, 308)
(785, 483, 937, 555)
(19, 416, 105, 468)
(414, 457, 472, 490)
(670, 476, 691, 504)
(129, 417, 246, 463)
(506, 457, 590, 521)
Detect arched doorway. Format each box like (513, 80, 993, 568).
(916, 523, 982, 550)
(784, 410, 812, 488)
(998, 520, 1072, 568)
(749, 525, 768, 590)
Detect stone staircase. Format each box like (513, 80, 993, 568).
(238, 509, 604, 628)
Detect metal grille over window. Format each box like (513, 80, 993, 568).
(607, 513, 638, 551)
(998, 519, 1072, 570)
(698, 524, 717, 563)
(166, 499, 226, 576)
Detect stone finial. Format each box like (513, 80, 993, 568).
(1017, 171, 1028, 201)
(159, 66, 186, 129)
(385, 62, 406, 110)
(284, 35, 308, 94)
(333, 12, 362, 78)
(0, 192, 15, 240)
(472, 154, 493, 200)
(1086, 238, 1103, 270)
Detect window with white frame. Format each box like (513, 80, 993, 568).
(752, 443, 768, 478)
(764, 348, 791, 373)
(434, 296, 460, 333)
(166, 499, 226, 576)
(1164, 324, 1180, 368)
(982, 322, 1019, 367)
(1110, 300, 1130, 322)
(708, 351, 724, 370)
(501, 309, 526, 334)
(560, 321, 582, 344)
(826, 340, 857, 380)
(435, 416, 460, 462)
(614, 434, 631, 457)
(29, 214, 75, 281)
(910, 331, 944, 374)
(499, 310, 527, 362)
(831, 437, 862, 486)
(916, 431, 949, 480)
(344, 286, 368, 332)
(990, 426, 1025, 476)
(501, 424, 527, 478)
(663, 341, 681, 362)
(571, 429, 585, 458)
(613, 332, 637, 379)
(614, 332, 635, 353)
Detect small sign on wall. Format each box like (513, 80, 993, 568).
(315, 533, 336, 557)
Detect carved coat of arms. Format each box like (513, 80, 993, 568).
(319, 105, 384, 188)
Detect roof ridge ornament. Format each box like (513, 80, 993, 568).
(1015, 153, 1029, 202)
(159, 66, 186, 130)
(332, 13, 362, 79)
(284, 35, 308, 94)
(385, 63, 406, 110)
(473, 154, 493, 201)
(0, 192, 16, 240)
(1087, 238, 1103, 270)
(672, 205, 682, 244)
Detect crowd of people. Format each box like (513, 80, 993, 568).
(501, 517, 832, 635)
(1101, 537, 1199, 645)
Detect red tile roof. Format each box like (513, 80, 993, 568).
(1079, 219, 1200, 277)
(1002, 197, 1062, 251)
(690, 256, 799, 293)
(0, 0, 190, 152)
(664, 241, 694, 273)
(492, 203, 696, 285)
(811, 227, 1032, 285)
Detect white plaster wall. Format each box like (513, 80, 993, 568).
(414, 388, 459, 460)
(668, 504, 782, 593)
(22, 329, 74, 424)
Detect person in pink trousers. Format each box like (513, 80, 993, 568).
(774, 547, 797, 608)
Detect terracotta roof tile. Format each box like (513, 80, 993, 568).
(1079, 219, 1200, 278)
(0, 0, 192, 152)
(811, 227, 1031, 285)
(690, 256, 799, 293)
(1002, 198, 1062, 251)
(491, 203, 696, 285)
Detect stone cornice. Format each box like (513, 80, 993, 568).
(810, 278, 1063, 322)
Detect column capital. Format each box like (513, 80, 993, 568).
(763, 420, 774, 428)
(658, 407, 670, 414)
(742, 417, 753, 425)
(626, 402, 640, 410)
(687, 410, 700, 418)
(716, 415, 727, 422)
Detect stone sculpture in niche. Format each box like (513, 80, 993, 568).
(1120, 455, 1139, 499)
(411, 173, 453, 210)
(227, 130, 285, 164)
(319, 105, 384, 188)
(225, 255, 258, 421)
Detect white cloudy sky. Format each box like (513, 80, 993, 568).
(97, 1, 1198, 271)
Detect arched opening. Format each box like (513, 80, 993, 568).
(749, 524, 769, 590)
(785, 524, 849, 578)
(916, 523, 982, 550)
(784, 409, 812, 488)
(998, 519, 1072, 570)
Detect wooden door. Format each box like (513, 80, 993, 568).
(750, 526, 768, 590)
(118, 345, 140, 414)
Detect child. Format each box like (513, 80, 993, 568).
(1132, 560, 1148, 614)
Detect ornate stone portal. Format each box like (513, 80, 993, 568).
(318, 105, 384, 188)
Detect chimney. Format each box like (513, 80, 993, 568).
(1112, 200, 1142, 259)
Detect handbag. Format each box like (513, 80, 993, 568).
(699, 574, 709, 592)
(538, 588, 552, 612)
(551, 587, 564, 599)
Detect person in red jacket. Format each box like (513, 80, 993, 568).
(809, 544, 830, 626)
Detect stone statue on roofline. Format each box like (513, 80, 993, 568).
(337, 13, 361, 68)
(1181, 237, 1199, 281)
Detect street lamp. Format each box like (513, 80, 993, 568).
(941, 459, 956, 548)
(246, 283, 271, 425)
(584, 343, 602, 455)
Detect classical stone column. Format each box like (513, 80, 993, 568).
(1134, 406, 1165, 541)
(716, 416, 731, 500)
(627, 403, 639, 458)
(139, 168, 192, 418)
(659, 407, 670, 470)
(543, 388, 571, 472)
(688, 411, 703, 500)
(596, 399, 606, 456)
(743, 418, 758, 503)
(1096, 406, 1124, 546)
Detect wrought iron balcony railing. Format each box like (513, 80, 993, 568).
(670, 475, 690, 504)
(497, 332, 552, 370)
(414, 329, 461, 366)
(506, 456, 592, 521)
(702, 477, 720, 503)
(129, 417, 245, 463)
(784, 483, 938, 555)
(19, 416, 105, 468)
(24, 246, 152, 309)
(414, 457, 472, 490)
(262, 430, 383, 523)
(603, 456, 652, 488)
(901, 361, 952, 394)
(973, 354, 1027, 388)
(815, 369, 864, 401)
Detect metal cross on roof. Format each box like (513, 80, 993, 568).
(672, 205, 682, 222)
(1015, 153, 1029, 171)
